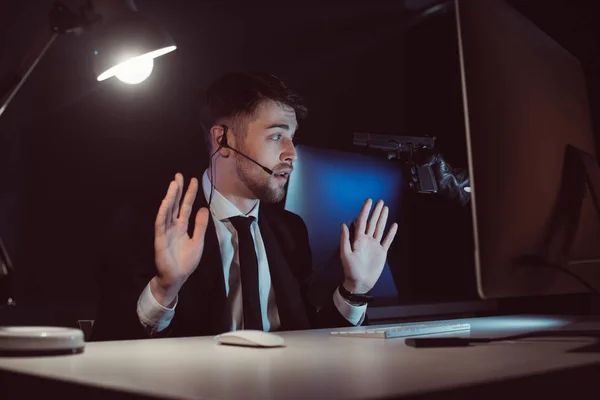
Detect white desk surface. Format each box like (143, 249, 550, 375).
(1, 315, 600, 399)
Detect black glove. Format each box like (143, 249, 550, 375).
(413, 150, 471, 206)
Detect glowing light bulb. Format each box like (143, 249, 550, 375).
(114, 56, 154, 84)
(96, 46, 176, 84)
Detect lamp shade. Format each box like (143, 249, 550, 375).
(92, 14, 176, 84)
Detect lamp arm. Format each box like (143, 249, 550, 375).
(0, 23, 60, 307)
(0, 18, 59, 307)
(0, 0, 88, 306)
(0, 1, 135, 307)
(0, 0, 98, 118)
(0, 33, 59, 119)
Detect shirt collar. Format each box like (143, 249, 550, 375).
(202, 169, 260, 222)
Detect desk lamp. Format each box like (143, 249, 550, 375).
(0, 0, 176, 356)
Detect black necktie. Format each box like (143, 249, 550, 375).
(228, 216, 263, 331)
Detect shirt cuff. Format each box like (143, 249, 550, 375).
(333, 287, 367, 326)
(137, 282, 178, 333)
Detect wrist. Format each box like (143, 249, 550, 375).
(339, 283, 374, 305)
(150, 276, 183, 307)
(342, 280, 371, 295)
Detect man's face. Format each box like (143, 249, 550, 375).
(233, 100, 298, 203)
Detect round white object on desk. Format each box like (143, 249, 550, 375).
(0, 326, 85, 356)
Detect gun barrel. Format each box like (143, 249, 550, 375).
(353, 132, 435, 150)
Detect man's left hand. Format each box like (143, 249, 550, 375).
(340, 199, 398, 294)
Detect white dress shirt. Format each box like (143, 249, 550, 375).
(137, 169, 366, 333)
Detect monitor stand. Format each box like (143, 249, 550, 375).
(516, 144, 600, 290)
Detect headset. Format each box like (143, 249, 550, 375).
(207, 124, 274, 208)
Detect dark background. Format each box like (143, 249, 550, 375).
(1, 0, 599, 324)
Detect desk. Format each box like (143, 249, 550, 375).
(1, 315, 600, 399)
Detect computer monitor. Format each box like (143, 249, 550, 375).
(456, 0, 600, 298)
(284, 143, 488, 320)
(284, 145, 404, 304)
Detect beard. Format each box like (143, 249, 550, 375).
(234, 150, 288, 204)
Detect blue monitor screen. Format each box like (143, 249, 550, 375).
(285, 145, 405, 301)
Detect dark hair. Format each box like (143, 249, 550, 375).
(203, 72, 308, 142)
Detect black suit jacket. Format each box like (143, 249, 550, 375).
(90, 195, 356, 341)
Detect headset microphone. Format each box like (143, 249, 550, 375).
(219, 127, 274, 175)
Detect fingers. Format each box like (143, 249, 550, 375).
(172, 173, 184, 222)
(355, 198, 372, 236)
(381, 223, 399, 251)
(366, 200, 384, 236)
(155, 180, 178, 235)
(340, 223, 352, 256)
(192, 207, 209, 244)
(179, 177, 199, 223)
(374, 206, 389, 241)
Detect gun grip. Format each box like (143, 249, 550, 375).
(417, 165, 438, 193)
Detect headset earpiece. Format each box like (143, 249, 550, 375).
(213, 123, 274, 175)
(218, 124, 229, 148)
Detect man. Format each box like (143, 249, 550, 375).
(91, 72, 397, 340)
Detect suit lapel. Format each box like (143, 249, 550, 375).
(259, 207, 310, 330)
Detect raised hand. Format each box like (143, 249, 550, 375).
(151, 173, 209, 306)
(340, 199, 398, 294)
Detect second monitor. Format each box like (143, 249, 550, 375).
(456, 0, 600, 299)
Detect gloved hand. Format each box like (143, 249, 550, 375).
(413, 150, 471, 206)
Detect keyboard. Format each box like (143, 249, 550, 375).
(330, 322, 471, 339)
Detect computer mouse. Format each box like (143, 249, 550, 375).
(213, 330, 285, 348)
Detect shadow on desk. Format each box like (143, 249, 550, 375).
(2, 360, 599, 399)
(569, 340, 600, 353)
(409, 363, 600, 400)
(0, 369, 161, 400)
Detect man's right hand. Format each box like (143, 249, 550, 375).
(150, 173, 209, 307)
